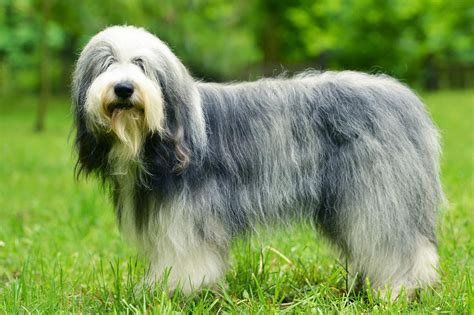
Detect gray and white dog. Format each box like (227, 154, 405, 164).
(73, 26, 443, 298)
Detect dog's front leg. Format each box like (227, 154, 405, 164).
(142, 227, 229, 295)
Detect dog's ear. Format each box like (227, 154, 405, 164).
(164, 107, 191, 173)
(154, 66, 200, 173)
(72, 57, 111, 180)
(73, 117, 111, 180)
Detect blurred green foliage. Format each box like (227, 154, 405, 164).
(0, 0, 473, 94)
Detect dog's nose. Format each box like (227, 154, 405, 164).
(114, 82, 134, 99)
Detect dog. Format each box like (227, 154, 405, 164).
(72, 25, 443, 299)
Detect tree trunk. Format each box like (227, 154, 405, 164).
(423, 54, 439, 91)
(35, 0, 51, 132)
(259, 1, 282, 77)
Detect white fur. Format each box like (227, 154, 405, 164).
(115, 166, 228, 293)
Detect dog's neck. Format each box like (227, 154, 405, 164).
(108, 140, 141, 178)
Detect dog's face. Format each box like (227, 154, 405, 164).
(73, 26, 206, 176)
(74, 26, 170, 159)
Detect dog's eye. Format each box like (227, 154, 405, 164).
(132, 58, 145, 72)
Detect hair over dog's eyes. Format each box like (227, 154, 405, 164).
(132, 58, 146, 73)
(103, 57, 116, 71)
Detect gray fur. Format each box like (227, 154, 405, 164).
(73, 26, 443, 297)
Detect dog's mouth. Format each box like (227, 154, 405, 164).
(107, 102, 145, 116)
(108, 102, 134, 114)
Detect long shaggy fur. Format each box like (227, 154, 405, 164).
(73, 26, 443, 298)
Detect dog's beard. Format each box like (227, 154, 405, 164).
(110, 107, 146, 160)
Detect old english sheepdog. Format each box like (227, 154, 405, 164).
(72, 25, 443, 299)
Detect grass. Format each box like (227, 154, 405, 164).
(0, 89, 473, 313)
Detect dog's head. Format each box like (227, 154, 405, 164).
(72, 26, 206, 177)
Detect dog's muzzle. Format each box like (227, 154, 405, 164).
(106, 81, 143, 115)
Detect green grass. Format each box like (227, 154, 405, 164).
(1, 90, 473, 313)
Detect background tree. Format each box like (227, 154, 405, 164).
(0, 0, 472, 101)
(35, 0, 51, 132)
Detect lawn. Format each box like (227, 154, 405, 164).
(0, 90, 473, 313)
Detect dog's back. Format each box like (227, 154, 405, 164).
(197, 71, 442, 231)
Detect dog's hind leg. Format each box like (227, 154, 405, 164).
(319, 138, 441, 300)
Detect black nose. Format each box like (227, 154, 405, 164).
(114, 82, 134, 99)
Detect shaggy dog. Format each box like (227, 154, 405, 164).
(72, 25, 443, 299)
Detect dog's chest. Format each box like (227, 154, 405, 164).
(109, 145, 140, 241)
